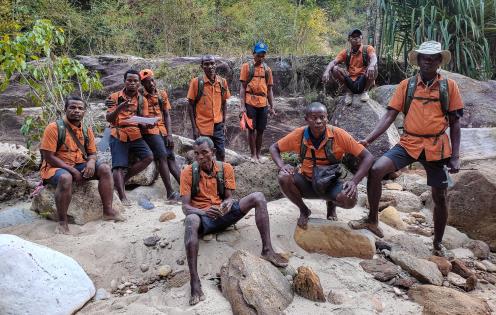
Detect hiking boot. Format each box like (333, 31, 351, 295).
(360, 91, 370, 102)
(344, 93, 353, 105)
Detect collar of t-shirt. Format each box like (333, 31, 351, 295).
(305, 127, 325, 149)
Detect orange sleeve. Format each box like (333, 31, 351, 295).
(87, 127, 97, 155)
(180, 165, 193, 196)
(40, 123, 58, 152)
(388, 79, 408, 112)
(333, 127, 365, 157)
(239, 63, 249, 82)
(367, 45, 376, 56)
(447, 79, 464, 111)
(277, 128, 303, 153)
(160, 90, 172, 110)
(223, 78, 231, 101)
(335, 49, 347, 63)
(223, 163, 236, 190)
(186, 78, 198, 101)
(267, 67, 274, 86)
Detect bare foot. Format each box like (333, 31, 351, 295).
(348, 218, 384, 238)
(297, 208, 311, 229)
(189, 280, 205, 306)
(261, 251, 289, 268)
(54, 224, 70, 235)
(326, 202, 337, 221)
(103, 212, 126, 222)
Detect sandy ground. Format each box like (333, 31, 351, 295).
(1, 187, 495, 315)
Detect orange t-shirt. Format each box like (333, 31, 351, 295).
(107, 89, 146, 142)
(141, 89, 172, 136)
(388, 74, 464, 161)
(335, 45, 376, 80)
(187, 75, 231, 136)
(39, 119, 97, 180)
(179, 161, 236, 210)
(277, 125, 364, 179)
(239, 62, 274, 108)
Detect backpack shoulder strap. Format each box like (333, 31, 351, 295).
(438, 79, 450, 115)
(299, 129, 308, 162)
(362, 45, 369, 67)
(345, 48, 351, 68)
(137, 93, 144, 116)
(324, 137, 339, 164)
(82, 124, 89, 150)
(404, 76, 418, 116)
(219, 77, 226, 99)
(55, 119, 66, 151)
(216, 161, 225, 198)
(191, 162, 200, 198)
(262, 63, 269, 83)
(195, 76, 204, 105)
(248, 62, 255, 84)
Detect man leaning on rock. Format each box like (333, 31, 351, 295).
(269, 102, 375, 231)
(180, 136, 288, 305)
(40, 96, 124, 234)
(349, 41, 463, 256)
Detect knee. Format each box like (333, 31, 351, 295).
(185, 214, 201, 229)
(277, 172, 292, 185)
(58, 173, 73, 190)
(369, 163, 386, 179)
(98, 163, 111, 176)
(252, 191, 266, 206)
(143, 155, 154, 164)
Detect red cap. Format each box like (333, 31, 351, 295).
(139, 69, 154, 81)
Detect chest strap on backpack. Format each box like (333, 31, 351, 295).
(345, 45, 369, 69)
(299, 128, 339, 165)
(191, 161, 225, 199)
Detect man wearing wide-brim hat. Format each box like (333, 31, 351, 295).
(349, 40, 464, 256)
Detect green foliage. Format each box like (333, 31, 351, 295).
(155, 63, 203, 91)
(0, 19, 102, 147)
(281, 152, 300, 166)
(378, 0, 495, 80)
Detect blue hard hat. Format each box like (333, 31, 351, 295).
(253, 42, 268, 54)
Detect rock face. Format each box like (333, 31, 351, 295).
(294, 219, 376, 259)
(378, 206, 406, 230)
(442, 226, 470, 250)
(331, 97, 399, 172)
(97, 150, 158, 186)
(374, 190, 422, 213)
(31, 180, 124, 225)
(459, 128, 496, 163)
(387, 234, 431, 259)
(233, 161, 282, 201)
(447, 161, 496, 250)
(0, 142, 35, 170)
(408, 285, 491, 315)
(220, 250, 293, 315)
(293, 266, 326, 302)
(393, 173, 429, 196)
(390, 250, 443, 285)
(359, 258, 401, 281)
(0, 234, 95, 315)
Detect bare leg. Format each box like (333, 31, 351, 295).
(432, 187, 448, 251)
(95, 163, 124, 221)
(113, 168, 128, 203)
(124, 155, 154, 181)
(255, 130, 264, 160)
(167, 158, 181, 184)
(248, 129, 257, 160)
(326, 201, 337, 220)
(238, 192, 288, 267)
(277, 171, 311, 228)
(184, 214, 205, 305)
(54, 173, 73, 234)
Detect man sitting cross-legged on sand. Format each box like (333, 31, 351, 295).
(269, 102, 375, 231)
(180, 136, 288, 305)
(40, 96, 124, 234)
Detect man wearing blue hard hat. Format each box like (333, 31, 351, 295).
(239, 41, 275, 163)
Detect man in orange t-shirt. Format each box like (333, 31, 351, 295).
(139, 69, 180, 201)
(322, 29, 378, 105)
(269, 102, 374, 230)
(239, 42, 275, 162)
(180, 137, 287, 305)
(187, 55, 231, 161)
(349, 41, 463, 256)
(106, 69, 154, 206)
(40, 96, 124, 234)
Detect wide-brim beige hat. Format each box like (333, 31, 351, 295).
(408, 41, 451, 66)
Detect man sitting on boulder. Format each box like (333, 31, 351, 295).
(187, 55, 231, 161)
(322, 29, 378, 105)
(40, 96, 124, 234)
(181, 136, 288, 305)
(139, 68, 181, 201)
(269, 102, 374, 230)
(106, 69, 154, 206)
(349, 41, 463, 256)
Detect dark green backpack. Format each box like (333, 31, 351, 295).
(247, 61, 270, 85)
(194, 76, 227, 106)
(345, 44, 369, 69)
(299, 127, 340, 165)
(191, 161, 225, 198)
(403, 76, 449, 117)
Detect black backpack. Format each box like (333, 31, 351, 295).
(299, 127, 340, 165)
(193, 76, 227, 106)
(190, 161, 225, 199)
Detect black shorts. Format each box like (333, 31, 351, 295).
(142, 134, 175, 160)
(200, 123, 225, 158)
(199, 201, 245, 235)
(384, 144, 449, 188)
(344, 74, 367, 94)
(45, 161, 102, 186)
(294, 173, 343, 201)
(109, 136, 153, 169)
(245, 104, 268, 131)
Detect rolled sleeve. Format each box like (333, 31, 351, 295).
(388, 80, 407, 112)
(40, 123, 58, 152)
(277, 129, 302, 153)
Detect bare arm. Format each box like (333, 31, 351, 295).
(181, 194, 207, 217)
(267, 85, 274, 113)
(350, 149, 374, 185)
(269, 142, 295, 174)
(322, 58, 340, 81)
(366, 53, 378, 80)
(448, 114, 461, 173)
(362, 108, 399, 145)
(187, 99, 199, 138)
(106, 100, 129, 123)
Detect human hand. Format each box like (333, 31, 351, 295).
(192, 128, 199, 140)
(447, 156, 460, 174)
(322, 69, 331, 82)
(280, 164, 295, 175)
(269, 107, 276, 116)
(220, 199, 234, 214)
(366, 66, 377, 80)
(82, 160, 96, 179)
(70, 168, 84, 184)
(358, 139, 369, 147)
(105, 98, 116, 108)
(342, 181, 358, 199)
(205, 206, 223, 219)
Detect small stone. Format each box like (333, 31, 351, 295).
(406, 225, 432, 237)
(138, 285, 149, 293)
(443, 281, 450, 287)
(111, 303, 124, 310)
(375, 239, 392, 251)
(202, 234, 214, 241)
(143, 235, 160, 247)
(130, 285, 137, 289)
(390, 250, 443, 285)
(474, 261, 487, 271)
(125, 289, 132, 294)
(155, 258, 161, 265)
(359, 258, 401, 281)
(124, 282, 131, 287)
(293, 266, 326, 302)
(379, 206, 407, 230)
(176, 258, 184, 265)
(95, 288, 110, 301)
(381, 249, 391, 257)
(117, 284, 125, 290)
(410, 212, 426, 219)
(159, 211, 176, 222)
(451, 259, 474, 278)
(327, 290, 345, 305)
(140, 264, 149, 272)
(385, 183, 403, 191)
(286, 275, 293, 281)
(482, 260, 496, 272)
(167, 243, 173, 249)
(447, 272, 466, 287)
(158, 241, 168, 248)
(480, 272, 496, 285)
(452, 248, 475, 259)
(393, 287, 402, 296)
(393, 277, 416, 289)
(465, 275, 478, 291)
(110, 279, 117, 292)
(158, 265, 172, 277)
(464, 240, 490, 260)
(279, 265, 297, 278)
(371, 295, 384, 313)
(427, 256, 452, 276)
